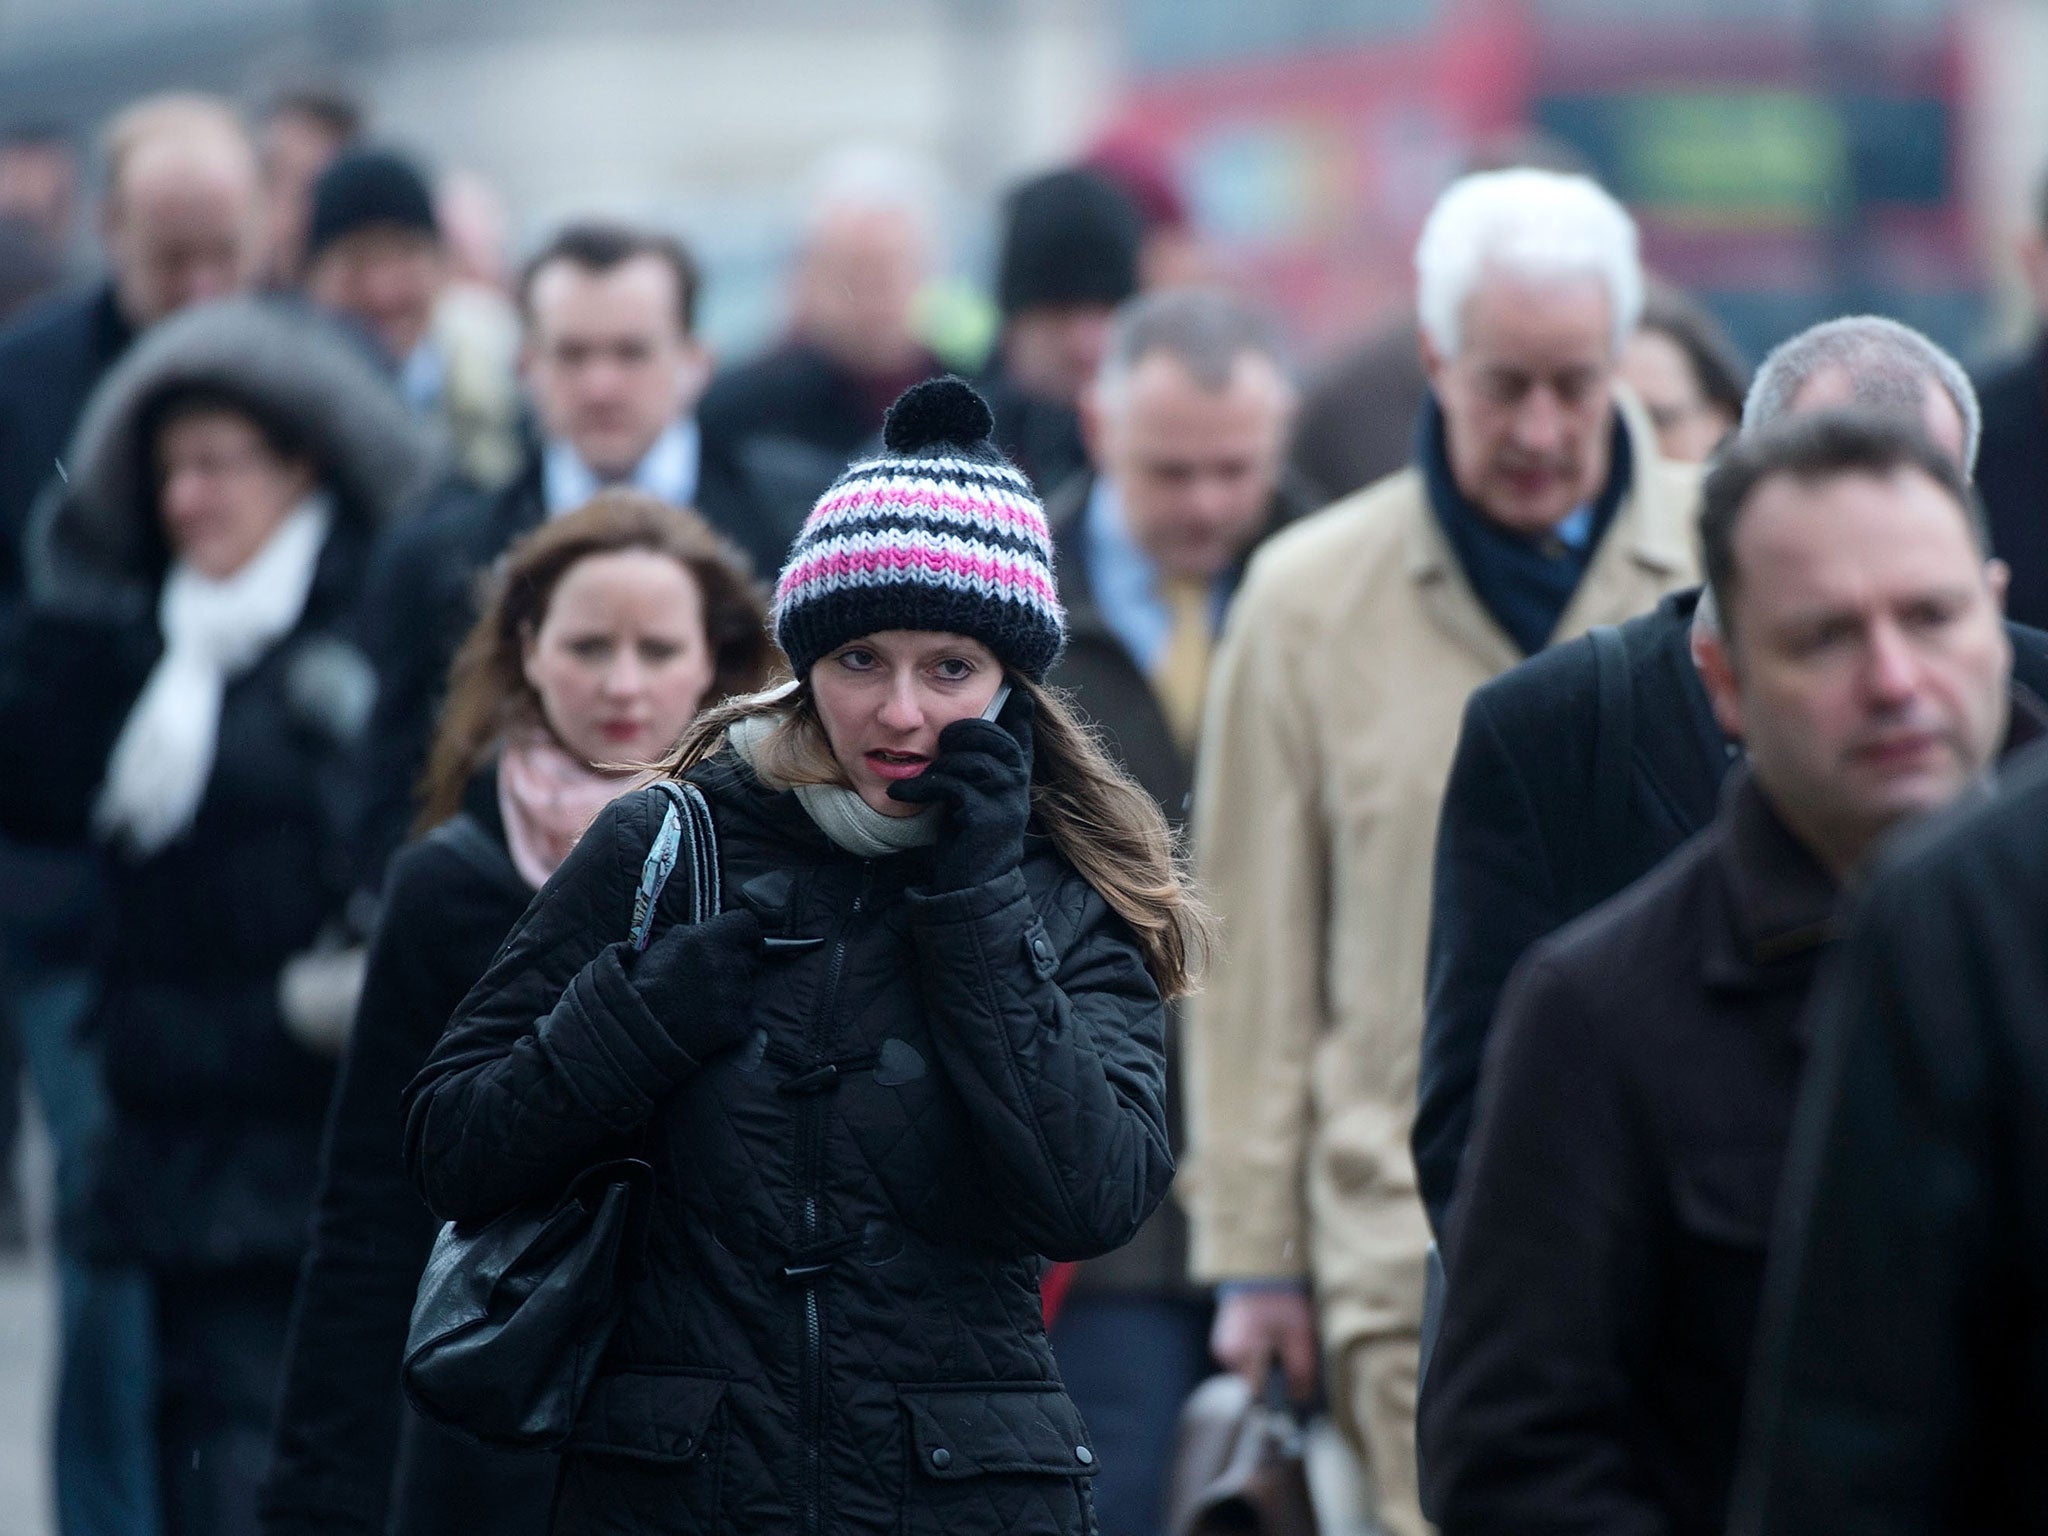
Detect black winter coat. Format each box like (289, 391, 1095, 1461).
(263, 772, 557, 1536)
(1974, 336, 2048, 631)
(1415, 588, 2048, 1236)
(0, 524, 372, 1267)
(1731, 740, 2048, 1536)
(1418, 773, 1836, 1536)
(403, 752, 1172, 1536)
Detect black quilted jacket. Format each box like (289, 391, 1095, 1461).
(403, 750, 1172, 1535)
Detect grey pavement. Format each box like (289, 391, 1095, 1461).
(0, 1254, 54, 1536)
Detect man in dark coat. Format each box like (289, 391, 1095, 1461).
(978, 166, 1143, 494)
(351, 221, 794, 881)
(1729, 739, 2048, 1536)
(1414, 314, 2035, 1238)
(699, 147, 944, 497)
(1418, 409, 2032, 1536)
(1042, 288, 1308, 1536)
(0, 94, 263, 599)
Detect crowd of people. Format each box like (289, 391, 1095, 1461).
(0, 77, 2046, 1536)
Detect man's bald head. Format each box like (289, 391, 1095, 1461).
(100, 94, 263, 328)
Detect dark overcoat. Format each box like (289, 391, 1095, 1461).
(1415, 587, 2048, 1234)
(1732, 738, 2048, 1536)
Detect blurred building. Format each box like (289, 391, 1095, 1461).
(5, 0, 2048, 364)
(0, 0, 1117, 353)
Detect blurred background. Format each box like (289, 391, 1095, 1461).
(3, 1, 2048, 1532)
(6, 0, 2048, 366)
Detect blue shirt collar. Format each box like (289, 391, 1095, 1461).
(542, 418, 701, 518)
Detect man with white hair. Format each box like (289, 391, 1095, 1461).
(1183, 168, 1700, 1535)
(1411, 313, 2048, 1247)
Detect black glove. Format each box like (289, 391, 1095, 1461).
(629, 908, 762, 1065)
(888, 688, 1035, 892)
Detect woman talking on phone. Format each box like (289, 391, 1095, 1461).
(404, 378, 1195, 1535)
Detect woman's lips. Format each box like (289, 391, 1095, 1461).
(599, 720, 646, 744)
(864, 749, 930, 781)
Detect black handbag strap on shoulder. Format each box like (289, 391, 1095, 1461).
(402, 775, 724, 1451)
(631, 778, 719, 950)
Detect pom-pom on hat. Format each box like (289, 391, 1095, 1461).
(772, 376, 1066, 682)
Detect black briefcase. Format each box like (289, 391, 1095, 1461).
(401, 778, 716, 1449)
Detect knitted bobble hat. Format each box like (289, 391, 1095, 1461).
(772, 376, 1066, 682)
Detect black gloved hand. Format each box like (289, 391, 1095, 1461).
(629, 908, 762, 1065)
(888, 688, 1035, 893)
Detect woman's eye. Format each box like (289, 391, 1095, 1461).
(933, 658, 973, 681)
(838, 648, 876, 670)
(639, 641, 681, 665)
(568, 638, 611, 662)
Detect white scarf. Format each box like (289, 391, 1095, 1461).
(726, 711, 939, 858)
(93, 496, 333, 857)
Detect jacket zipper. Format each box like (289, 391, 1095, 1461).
(799, 863, 871, 1536)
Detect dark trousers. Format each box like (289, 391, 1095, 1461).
(155, 1268, 298, 1536)
(1050, 1294, 1214, 1536)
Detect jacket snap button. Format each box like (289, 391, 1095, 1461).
(1075, 1445, 1094, 1465)
(930, 1448, 952, 1469)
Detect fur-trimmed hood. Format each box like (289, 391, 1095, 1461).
(29, 296, 435, 605)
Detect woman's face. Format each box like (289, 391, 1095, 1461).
(1621, 327, 1736, 465)
(809, 630, 1005, 817)
(156, 408, 314, 580)
(521, 548, 716, 768)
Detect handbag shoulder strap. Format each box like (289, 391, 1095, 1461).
(629, 778, 721, 951)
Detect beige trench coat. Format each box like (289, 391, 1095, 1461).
(1182, 393, 1701, 1531)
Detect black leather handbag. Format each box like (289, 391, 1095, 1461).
(401, 778, 718, 1450)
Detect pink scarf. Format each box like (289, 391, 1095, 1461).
(496, 731, 638, 890)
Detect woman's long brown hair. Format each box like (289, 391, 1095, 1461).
(657, 676, 1212, 999)
(414, 490, 776, 834)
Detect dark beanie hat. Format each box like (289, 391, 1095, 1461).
(305, 148, 438, 267)
(772, 377, 1066, 682)
(996, 167, 1143, 318)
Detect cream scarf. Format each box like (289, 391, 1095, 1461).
(727, 711, 938, 858)
(94, 496, 333, 857)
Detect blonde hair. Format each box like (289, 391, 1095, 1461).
(659, 675, 1210, 999)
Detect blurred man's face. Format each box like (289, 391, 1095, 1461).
(1422, 268, 1617, 534)
(104, 139, 264, 328)
(1787, 364, 1968, 468)
(1696, 466, 2011, 878)
(0, 141, 78, 247)
(307, 225, 445, 363)
(523, 254, 710, 480)
(1622, 327, 1734, 465)
(1082, 350, 1295, 581)
(1004, 303, 1118, 409)
(793, 205, 929, 377)
(261, 109, 349, 285)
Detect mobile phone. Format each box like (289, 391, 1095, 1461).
(982, 681, 1013, 722)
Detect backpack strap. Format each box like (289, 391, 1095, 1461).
(1588, 624, 1634, 891)
(629, 779, 721, 950)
